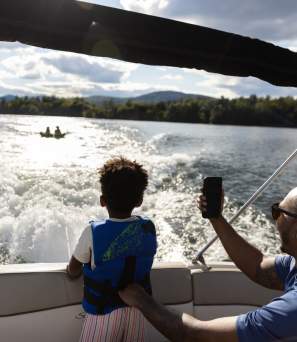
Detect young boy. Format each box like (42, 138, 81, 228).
(67, 157, 157, 342)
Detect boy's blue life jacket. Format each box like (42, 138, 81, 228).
(82, 216, 157, 315)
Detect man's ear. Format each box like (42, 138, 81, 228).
(294, 224, 297, 242)
(292, 224, 297, 241)
(100, 195, 107, 207)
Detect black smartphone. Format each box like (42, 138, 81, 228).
(202, 177, 222, 218)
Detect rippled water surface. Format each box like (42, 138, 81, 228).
(1, 114, 297, 264)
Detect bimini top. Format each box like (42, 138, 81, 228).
(1, 0, 297, 87)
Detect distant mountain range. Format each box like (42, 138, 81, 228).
(1, 95, 16, 101)
(0, 91, 213, 105)
(87, 91, 213, 105)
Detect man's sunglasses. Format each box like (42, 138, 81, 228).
(271, 203, 297, 220)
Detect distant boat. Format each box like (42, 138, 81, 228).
(40, 132, 66, 139)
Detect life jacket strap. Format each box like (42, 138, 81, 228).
(84, 287, 124, 314)
(84, 277, 115, 295)
(84, 256, 152, 314)
(140, 272, 152, 295)
(118, 255, 136, 290)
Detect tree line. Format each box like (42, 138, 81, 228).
(1, 95, 297, 127)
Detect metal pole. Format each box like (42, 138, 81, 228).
(193, 148, 297, 266)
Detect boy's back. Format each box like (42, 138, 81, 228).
(79, 216, 157, 315)
(67, 157, 157, 341)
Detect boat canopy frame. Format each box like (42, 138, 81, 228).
(1, 0, 297, 87)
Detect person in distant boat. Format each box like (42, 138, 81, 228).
(119, 187, 297, 342)
(40, 126, 52, 138)
(54, 126, 62, 138)
(66, 157, 157, 342)
(45, 126, 51, 136)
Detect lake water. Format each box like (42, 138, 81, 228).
(1, 114, 297, 265)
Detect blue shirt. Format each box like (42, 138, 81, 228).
(237, 255, 297, 342)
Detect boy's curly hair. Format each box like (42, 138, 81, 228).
(98, 157, 148, 212)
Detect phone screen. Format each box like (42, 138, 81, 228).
(202, 177, 222, 218)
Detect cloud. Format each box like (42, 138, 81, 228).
(78, 0, 121, 8)
(120, 0, 169, 14)
(0, 44, 169, 97)
(101, 80, 177, 92)
(0, 42, 29, 51)
(41, 54, 126, 83)
(189, 71, 238, 98)
(2, 55, 46, 80)
(182, 68, 297, 98)
(0, 49, 175, 97)
(218, 77, 297, 98)
(2, 47, 137, 83)
(0, 79, 37, 96)
(161, 74, 183, 81)
(20, 79, 176, 98)
(120, 0, 297, 45)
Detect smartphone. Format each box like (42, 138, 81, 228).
(202, 177, 222, 218)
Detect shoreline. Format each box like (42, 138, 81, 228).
(1, 112, 296, 130)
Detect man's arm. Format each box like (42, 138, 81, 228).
(119, 284, 238, 342)
(66, 256, 83, 279)
(255, 255, 283, 290)
(198, 191, 283, 291)
(208, 216, 283, 290)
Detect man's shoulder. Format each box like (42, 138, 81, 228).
(275, 255, 295, 282)
(276, 254, 294, 267)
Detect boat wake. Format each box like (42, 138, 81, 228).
(0, 116, 282, 265)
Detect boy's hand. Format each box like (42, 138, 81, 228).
(66, 256, 83, 280)
(197, 188, 225, 217)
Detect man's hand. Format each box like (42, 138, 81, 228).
(197, 188, 225, 218)
(119, 284, 147, 308)
(119, 284, 238, 342)
(197, 189, 282, 291)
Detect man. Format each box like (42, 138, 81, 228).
(119, 188, 297, 341)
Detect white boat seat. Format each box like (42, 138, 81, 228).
(151, 262, 192, 305)
(0, 268, 82, 316)
(192, 267, 281, 306)
(191, 266, 282, 321)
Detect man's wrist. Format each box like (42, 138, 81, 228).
(132, 290, 152, 310)
(210, 214, 226, 224)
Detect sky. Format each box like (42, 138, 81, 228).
(1, 0, 297, 99)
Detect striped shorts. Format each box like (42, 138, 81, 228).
(79, 307, 146, 342)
